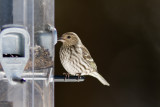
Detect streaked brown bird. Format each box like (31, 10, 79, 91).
(58, 32, 110, 86)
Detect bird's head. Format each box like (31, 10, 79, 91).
(58, 32, 82, 46)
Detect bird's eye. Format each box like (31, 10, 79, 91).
(67, 36, 71, 39)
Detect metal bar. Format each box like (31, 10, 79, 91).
(54, 76, 85, 82)
(0, 74, 85, 82)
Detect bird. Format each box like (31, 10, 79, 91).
(58, 32, 110, 86)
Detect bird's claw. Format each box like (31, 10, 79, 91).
(76, 73, 81, 80)
(63, 73, 70, 79)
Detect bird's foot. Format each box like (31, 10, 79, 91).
(63, 73, 70, 79)
(75, 73, 82, 80)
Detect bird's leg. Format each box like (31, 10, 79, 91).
(63, 72, 70, 79)
(76, 73, 81, 80)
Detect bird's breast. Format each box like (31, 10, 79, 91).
(59, 46, 91, 75)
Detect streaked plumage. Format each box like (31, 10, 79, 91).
(59, 32, 110, 86)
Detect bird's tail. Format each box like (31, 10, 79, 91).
(89, 72, 110, 86)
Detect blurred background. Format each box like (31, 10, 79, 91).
(55, 0, 160, 107)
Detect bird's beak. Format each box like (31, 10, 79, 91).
(58, 37, 65, 42)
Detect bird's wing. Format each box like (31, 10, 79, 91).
(80, 45, 97, 71)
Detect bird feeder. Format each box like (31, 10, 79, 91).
(0, 0, 56, 107)
(0, 0, 84, 107)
